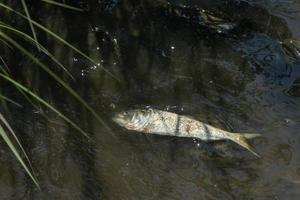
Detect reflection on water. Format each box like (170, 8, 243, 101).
(1, 0, 300, 199)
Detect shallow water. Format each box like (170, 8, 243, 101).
(1, 0, 300, 199)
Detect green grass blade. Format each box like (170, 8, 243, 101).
(0, 38, 13, 49)
(0, 3, 120, 82)
(0, 73, 90, 139)
(0, 32, 113, 135)
(0, 55, 10, 72)
(0, 113, 35, 174)
(41, 0, 85, 12)
(0, 22, 74, 79)
(20, 0, 40, 51)
(0, 123, 39, 188)
(0, 94, 22, 107)
(0, 61, 45, 113)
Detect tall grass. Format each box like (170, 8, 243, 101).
(0, 1, 115, 188)
(41, 0, 85, 12)
(20, 0, 40, 50)
(0, 3, 120, 82)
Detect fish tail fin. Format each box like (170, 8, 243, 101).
(242, 133, 262, 139)
(227, 132, 261, 158)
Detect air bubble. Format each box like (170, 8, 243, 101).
(92, 26, 100, 32)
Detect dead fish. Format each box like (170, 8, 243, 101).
(113, 108, 261, 157)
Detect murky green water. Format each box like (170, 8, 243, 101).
(1, 0, 300, 199)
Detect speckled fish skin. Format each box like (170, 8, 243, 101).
(113, 108, 261, 157)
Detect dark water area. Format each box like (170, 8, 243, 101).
(0, 0, 300, 199)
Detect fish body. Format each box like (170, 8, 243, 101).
(113, 108, 261, 157)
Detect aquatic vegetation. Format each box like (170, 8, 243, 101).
(0, 1, 116, 187)
(0, 112, 39, 187)
(41, 0, 85, 12)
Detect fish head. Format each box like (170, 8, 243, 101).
(112, 109, 152, 130)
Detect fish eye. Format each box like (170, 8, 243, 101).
(123, 111, 128, 115)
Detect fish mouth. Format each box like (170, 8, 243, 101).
(112, 113, 126, 125)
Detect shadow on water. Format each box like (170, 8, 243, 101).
(1, 0, 300, 199)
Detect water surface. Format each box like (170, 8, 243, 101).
(0, 0, 300, 199)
